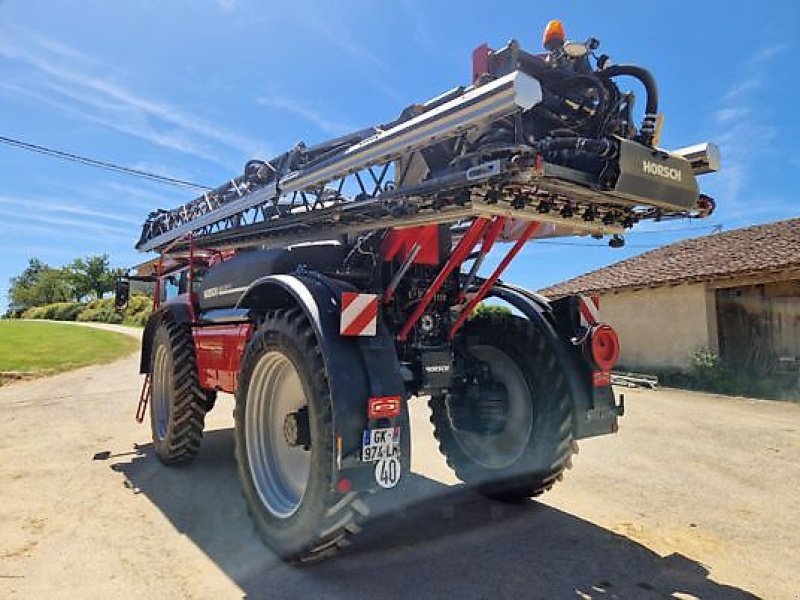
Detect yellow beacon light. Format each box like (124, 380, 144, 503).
(542, 19, 566, 51)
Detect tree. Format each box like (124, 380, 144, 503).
(9, 258, 49, 310)
(31, 268, 73, 304)
(10, 258, 47, 293)
(67, 254, 123, 301)
(8, 258, 73, 312)
(7, 253, 124, 314)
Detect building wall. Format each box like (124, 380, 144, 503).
(764, 281, 800, 360)
(715, 279, 800, 376)
(598, 283, 713, 371)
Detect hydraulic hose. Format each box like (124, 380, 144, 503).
(598, 64, 659, 145)
(533, 136, 616, 158)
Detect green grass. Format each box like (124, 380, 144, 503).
(0, 321, 138, 375)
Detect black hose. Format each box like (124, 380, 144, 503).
(533, 137, 616, 158)
(598, 64, 659, 144)
(517, 52, 550, 78)
(598, 64, 658, 115)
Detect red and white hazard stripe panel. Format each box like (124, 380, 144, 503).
(340, 292, 378, 337)
(579, 295, 601, 327)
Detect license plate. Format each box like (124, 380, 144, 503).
(362, 427, 400, 462)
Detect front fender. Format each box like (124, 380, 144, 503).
(237, 273, 409, 490)
(139, 301, 194, 374)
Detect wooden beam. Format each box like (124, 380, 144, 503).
(707, 268, 800, 290)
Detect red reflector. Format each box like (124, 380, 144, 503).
(368, 396, 402, 419)
(593, 370, 612, 387)
(590, 324, 620, 371)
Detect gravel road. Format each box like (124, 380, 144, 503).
(1, 324, 798, 599)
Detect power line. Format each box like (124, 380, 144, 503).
(0, 135, 213, 191)
(536, 240, 662, 249)
(535, 224, 722, 249)
(623, 224, 723, 236)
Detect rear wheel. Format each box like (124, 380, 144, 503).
(430, 314, 576, 501)
(149, 319, 215, 465)
(235, 309, 369, 563)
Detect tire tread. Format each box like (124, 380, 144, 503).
(151, 319, 214, 465)
(429, 313, 576, 501)
(234, 308, 370, 563)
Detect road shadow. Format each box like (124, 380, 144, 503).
(109, 428, 758, 600)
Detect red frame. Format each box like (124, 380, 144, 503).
(448, 221, 540, 339)
(193, 324, 253, 393)
(140, 237, 249, 410)
(381, 225, 441, 266)
(397, 217, 490, 341)
(472, 43, 491, 84)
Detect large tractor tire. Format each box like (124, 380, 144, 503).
(234, 308, 370, 563)
(150, 319, 215, 465)
(430, 313, 576, 502)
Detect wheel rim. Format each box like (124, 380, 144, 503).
(151, 343, 172, 440)
(450, 345, 533, 469)
(245, 351, 311, 519)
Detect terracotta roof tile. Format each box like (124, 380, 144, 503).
(539, 218, 800, 298)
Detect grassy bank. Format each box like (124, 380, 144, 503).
(0, 321, 137, 379)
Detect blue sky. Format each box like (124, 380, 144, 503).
(1, 0, 798, 308)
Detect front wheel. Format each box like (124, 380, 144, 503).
(149, 319, 215, 465)
(430, 314, 576, 501)
(234, 309, 369, 563)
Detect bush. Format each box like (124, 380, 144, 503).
(43, 302, 83, 321)
(470, 303, 513, 319)
(122, 294, 152, 327)
(22, 306, 47, 319)
(675, 346, 791, 399)
(17, 295, 151, 326)
(690, 346, 731, 392)
(77, 298, 124, 324)
(22, 301, 86, 322)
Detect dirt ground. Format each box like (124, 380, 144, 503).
(1, 324, 798, 599)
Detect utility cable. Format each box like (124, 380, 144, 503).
(0, 135, 213, 191)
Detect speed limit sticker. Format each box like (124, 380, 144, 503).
(374, 456, 401, 489)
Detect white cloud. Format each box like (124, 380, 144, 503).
(0, 208, 131, 240)
(705, 42, 789, 213)
(713, 106, 750, 123)
(743, 43, 789, 69)
(723, 78, 761, 101)
(258, 95, 353, 136)
(93, 180, 188, 207)
(399, 0, 438, 53)
(0, 196, 140, 225)
(217, 0, 236, 10)
(0, 27, 261, 167)
(304, 14, 390, 75)
(302, 13, 405, 104)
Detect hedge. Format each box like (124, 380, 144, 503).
(22, 302, 83, 321)
(20, 295, 152, 326)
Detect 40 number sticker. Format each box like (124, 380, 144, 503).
(374, 456, 401, 489)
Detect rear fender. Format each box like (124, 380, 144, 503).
(237, 274, 409, 491)
(488, 282, 619, 439)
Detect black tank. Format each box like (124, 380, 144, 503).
(197, 243, 346, 310)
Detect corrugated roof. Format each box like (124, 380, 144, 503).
(540, 218, 800, 298)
